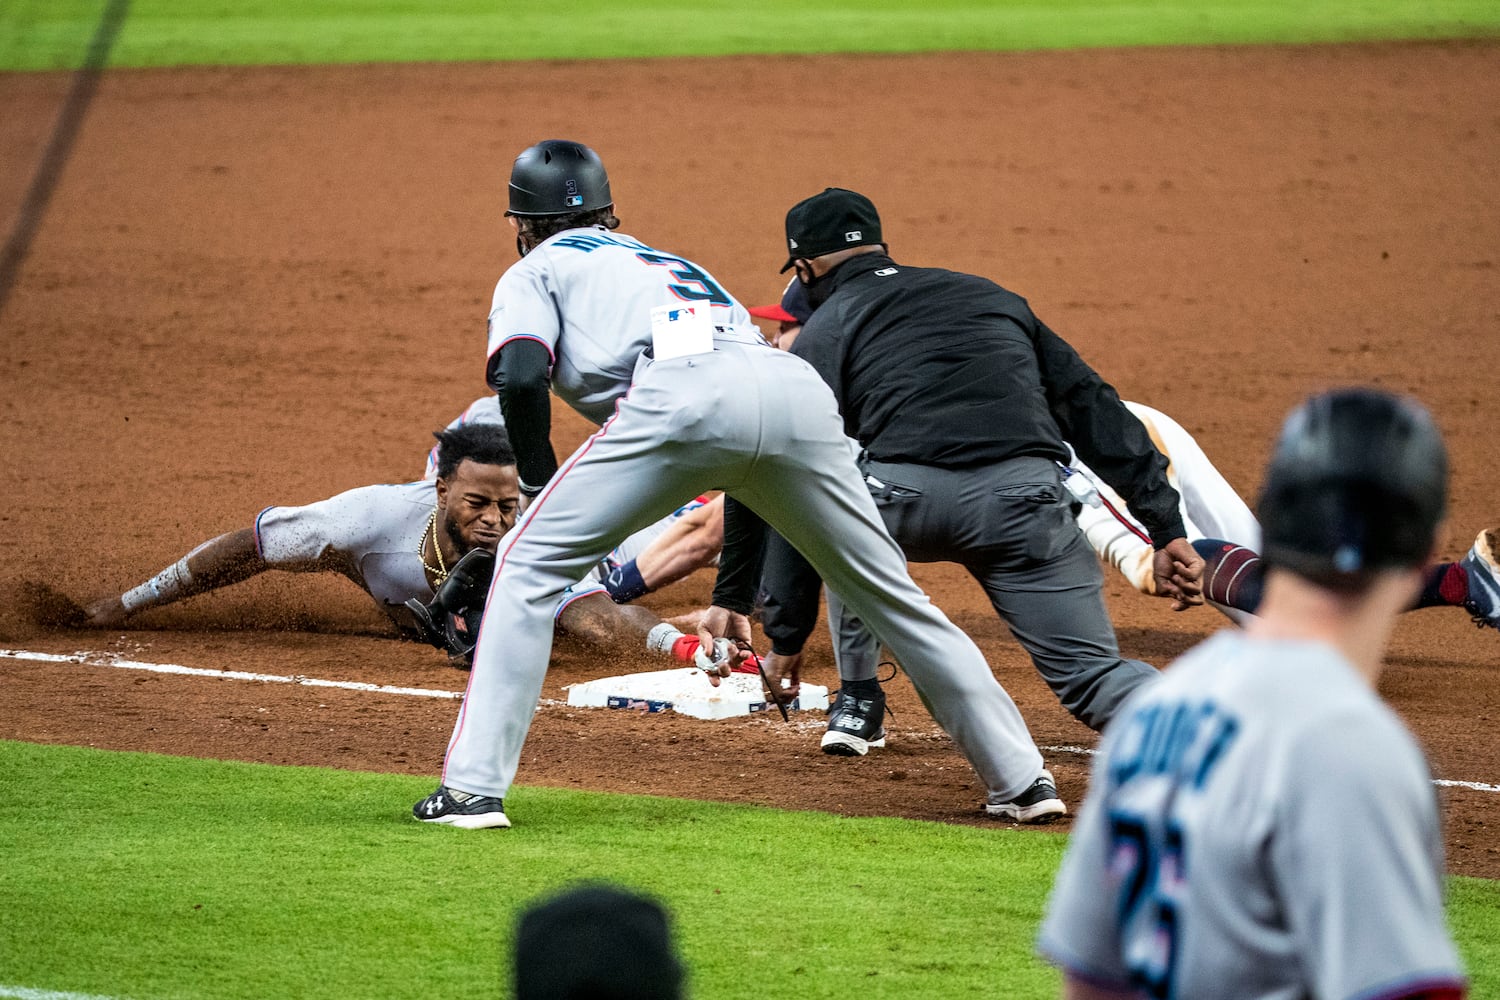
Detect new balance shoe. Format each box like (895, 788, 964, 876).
(412, 785, 511, 829)
(1461, 529, 1500, 631)
(820, 686, 887, 757)
(985, 769, 1067, 824)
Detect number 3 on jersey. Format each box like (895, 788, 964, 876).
(637, 252, 731, 306)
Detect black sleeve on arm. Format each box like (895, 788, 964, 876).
(711, 496, 768, 615)
(1031, 317, 1187, 548)
(758, 532, 824, 656)
(487, 339, 557, 496)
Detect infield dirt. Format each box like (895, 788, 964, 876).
(2, 42, 1497, 876)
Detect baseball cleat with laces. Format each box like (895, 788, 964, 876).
(985, 769, 1067, 824)
(412, 785, 511, 829)
(820, 685, 887, 756)
(1460, 529, 1500, 631)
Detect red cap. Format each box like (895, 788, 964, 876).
(746, 278, 812, 325)
(747, 303, 798, 323)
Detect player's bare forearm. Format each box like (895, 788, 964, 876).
(556, 592, 662, 647)
(84, 528, 267, 626)
(635, 494, 725, 589)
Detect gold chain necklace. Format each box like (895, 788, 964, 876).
(419, 510, 449, 582)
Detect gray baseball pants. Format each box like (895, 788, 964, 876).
(827, 456, 1159, 731)
(441, 332, 1045, 803)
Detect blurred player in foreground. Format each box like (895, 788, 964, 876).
(1038, 387, 1468, 999)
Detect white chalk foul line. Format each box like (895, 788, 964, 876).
(0, 648, 461, 700)
(4, 648, 1497, 793)
(0, 986, 123, 1000)
(1036, 742, 1500, 793)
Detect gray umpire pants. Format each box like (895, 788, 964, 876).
(827, 456, 1159, 731)
(441, 331, 1046, 805)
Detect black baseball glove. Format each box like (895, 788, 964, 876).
(405, 548, 496, 670)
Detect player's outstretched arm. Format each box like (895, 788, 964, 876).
(84, 528, 267, 627)
(604, 496, 726, 603)
(556, 592, 664, 648)
(556, 592, 760, 676)
(634, 495, 724, 590)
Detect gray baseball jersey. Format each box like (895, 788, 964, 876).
(255, 480, 603, 628)
(441, 228, 1048, 806)
(485, 227, 756, 424)
(1039, 630, 1465, 999)
(255, 481, 437, 629)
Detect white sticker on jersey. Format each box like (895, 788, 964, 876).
(650, 302, 714, 360)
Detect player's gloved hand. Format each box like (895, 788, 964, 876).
(1153, 537, 1206, 611)
(695, 604, 753, 687)
(760, 650, 802, 705)
(404, 548, 497, 668)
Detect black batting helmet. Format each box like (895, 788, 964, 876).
(1258, 387, 1447, 585)
(507, 139, 612, 218)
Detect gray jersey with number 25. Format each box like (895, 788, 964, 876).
(1038, 630, 1465, 1000)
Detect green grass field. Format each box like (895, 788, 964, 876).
(1, 0, 1498, 71)
(3, 743, 1075, 999)
(4, 743, 1498, 999)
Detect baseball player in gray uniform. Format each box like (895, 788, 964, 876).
(1038, 387, 1468, 1000)
(414, 139, 1062, 829)
(82, 422, 727, 671)
(84, 423, 522, 636)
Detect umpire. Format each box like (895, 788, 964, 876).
(766, 188, 1204, 732)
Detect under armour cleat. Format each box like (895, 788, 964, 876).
(820, 686, 887, 756)
(985, 769, 1067, 824)
(412, 785, 511, 829)
(1461, 529, 1500, 631)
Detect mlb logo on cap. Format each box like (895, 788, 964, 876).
(781, 188, 884, 272)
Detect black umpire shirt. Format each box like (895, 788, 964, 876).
(731, 251, 1187, 653)
(792, 251, 1184, 546)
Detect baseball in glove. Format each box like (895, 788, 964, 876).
(405, 548, 496, 669)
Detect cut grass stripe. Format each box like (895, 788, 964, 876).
(1, 0, 1498, 71)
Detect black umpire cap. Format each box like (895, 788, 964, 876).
(1258, 387, 1447, 585)
(781, 187, 884, 272)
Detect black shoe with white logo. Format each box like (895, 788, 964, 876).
(820, 686, 888, 757)
(412, 785, 511, 829)
(985, 769, 1066, 824)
